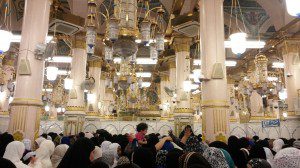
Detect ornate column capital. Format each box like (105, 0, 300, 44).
(172, 37, 193, 52)
(72, 34, 86, 49)
(89, 60, 102, 68)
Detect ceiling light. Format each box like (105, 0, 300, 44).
(224, 40, 265, 49)
(225, 60, 237, 67)
(87, 93, 96, 103)
(46, 56, 72, 63)
(0, 30, 13, 53)
(183, 79, 192, 92)
(272, 62, 285, 69)
(193, 59, 237, 67)
(43, 88, 53, 92)
(229, 32, 247, 55)
(46, 66, 59, 81)
(136, 58, 157, 65)
(45, 105, 50, 112)
(267, 76, 278, 82)
(64, 78, 73, 90)
(285, 0, 300, 17)
(136, 72, 152, 78)
(11, 34, 53, 43)
(135, 39, 142, 43)
(113, 57, 122, 64)
(141, 82, 151, 88)
(57, 70, 70, 76)
(193, 59, 201, 66)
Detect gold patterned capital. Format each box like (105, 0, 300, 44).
(89, 60, 102, 68)
(173, 37, 192, 52)
(13, 131, 24, 141)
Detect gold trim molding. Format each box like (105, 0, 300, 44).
(66, 106, 85, 111)
(11, 98, 43, 107)
(174, 108, 194, 114)
(173, 37, 192, 52)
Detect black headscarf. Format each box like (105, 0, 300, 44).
(178, 152, 212, 168)
(0, 132, 14, 157)
(247, 158, 271, 168)
(58, 137, 95, 168)
(90, 159, 109, 168)
(166, 149, 183, 168)
(0, 157, 16, 168)
(132, 147, 154, 168)
(249, 144, 266, 160)
(209, 141, 229, 152)
(228, 136, 247, 168)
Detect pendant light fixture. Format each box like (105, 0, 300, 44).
(64, 78, 73, 90)
(228, 0, 248, 55)
(46, 66, 59, 81)
(0, 30, 13, 53)
(285, 0, 300, 17)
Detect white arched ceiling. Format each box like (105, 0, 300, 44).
(255, 0, 294, 31)
(259, 18, 273, 33)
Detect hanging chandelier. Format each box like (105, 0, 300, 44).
(102, 0, 165, 62)
(46, 66, 59, 81)
(285, 0, 300, 17)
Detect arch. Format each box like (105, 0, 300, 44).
(103, 124, 119, 135)
(46, 123, 63, 134)
(224, 12, 251, 34)
(280, 125, 291, 139)
(157, 124, 173, 135)
(147, 124, 156, 134)
(84, 123, 98, 133)
(266, 127, 280, 139)
(259, 18, 274, 33)
(292, 126, 300, 139)
(230, 126, 247, 138)
(120, 124, 136, 134)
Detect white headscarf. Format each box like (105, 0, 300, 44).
(264, 147, 274, 167)
(30, 140, 55, 168)
(85, 132, 94, 139)
(35, 137, 46, 148)
(101, 141, 112, 153)
(50, 144, 69, 168)
(109, 143, 120, 168)
(273, 139, 285, 153)
(93, 146, 102, 160)
(3, 141, 30, 168)
(274, 147, 300, 168)
(22, 139, 31, 151)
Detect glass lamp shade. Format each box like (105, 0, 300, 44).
(183, 80, 192, 92)
(286, 0, 300, 17)
(0, 30, 13, 53)
(57, 107, 62, 113)
(64, 78, 73, 90)
(155, 33, 165, 51)
(45, 105, 50, 112)
(140, 21, 151, 44)
(119, 77, 130, 90)
(104, 46, 113, 61)
(229, 32, 247, 55)
(150, 44, 158, 60)
(86, 27, 96, 55)
(46, 66, 59, 81)
(87, 93, 96, 103)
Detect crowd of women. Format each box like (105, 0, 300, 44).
(0, 123, 299, 168)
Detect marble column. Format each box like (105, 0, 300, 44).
(173, 37, 194, 136)
(99, 76, 106, 117)
(86, 60, 102, 121)
(160, 76, 171, 118)
(8, 0, 51, 141)
(64, 46, 87, 135)
(281, 41, 300, 116)
(169, 61, 176, 119)
(199, 0, 229, 142)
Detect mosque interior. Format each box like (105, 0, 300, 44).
(0, 0, 299, 142)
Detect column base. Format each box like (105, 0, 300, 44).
(173, 108, 194, 136)
(64, 106, 86, 135)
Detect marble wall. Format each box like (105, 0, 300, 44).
(0, 116, 299, 139)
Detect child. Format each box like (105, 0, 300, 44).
(135, 123, 148, 146)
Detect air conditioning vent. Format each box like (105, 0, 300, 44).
(49, 19, 83, 35)
(173, 21, 199, 37)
